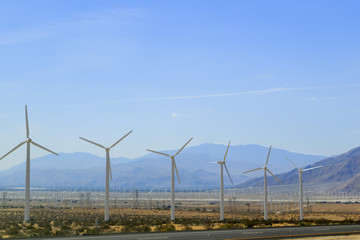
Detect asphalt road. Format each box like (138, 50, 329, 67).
(32, 225, 360, 240)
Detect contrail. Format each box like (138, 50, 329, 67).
(130, 83, 360, 102)
(57, 84, 360, 108)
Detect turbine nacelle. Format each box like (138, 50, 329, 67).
(243, 145, 281, 183)
(146, 137, 193, 185)
(0, 106, 59, 161)
(285, 156, 322, 174)
(216, 141, 233, 185)
(79, 130, 133, 181)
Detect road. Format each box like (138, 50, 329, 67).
(31, 225, 360, 240)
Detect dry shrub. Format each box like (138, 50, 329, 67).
(155, 224, 176, 232)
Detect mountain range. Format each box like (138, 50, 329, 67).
(238, 146, 360, 193)
(0, 143, 325, 189)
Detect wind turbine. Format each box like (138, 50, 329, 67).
(0, 105, 58, 222)
(79, 130, 132, 221)
(285, 156, 322, 220)
(146, 137, 193, 221)
(216, 141, 234, 220)
(243, 145, 280, 220)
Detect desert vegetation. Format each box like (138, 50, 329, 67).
(2, 203, 360, 238)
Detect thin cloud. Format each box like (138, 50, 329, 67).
(171, 113, 178, 118)
(135, 87, 301, 102)
(306, 96, 336, 101)
(56, 84, 360, 108)
(0, 8, 141, 45)
(134, 84, 360, 102)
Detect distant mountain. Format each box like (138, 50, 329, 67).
(238, 146, 360, 192)
(133, 143, 325, 176)
(0, 144, 325, 189)
(3, 152, 131, 174)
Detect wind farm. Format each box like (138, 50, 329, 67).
(1, 0, 360, 239)
(1, 111, 360, 238)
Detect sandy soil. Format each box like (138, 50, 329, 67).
(2, 203, 360, 238)
(3, 202, 360, 222)
(284, 235, 360, 240)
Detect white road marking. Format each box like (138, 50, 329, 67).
(138, 237, 168, 240)
(242, 231, 263, 234)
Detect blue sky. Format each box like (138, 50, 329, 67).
(0, 0, 360, 170)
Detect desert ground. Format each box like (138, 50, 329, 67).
(284, 236, 360, 240)
(2, 202, 360, 238)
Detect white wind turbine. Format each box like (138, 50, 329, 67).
(0, 105, 58, 222)
(285, 156, 322, 220)
(243, 145, 280, 220)
(217, 141, 233, 220)
(79, 130, 132, 221)
(146, 137, 193, 221)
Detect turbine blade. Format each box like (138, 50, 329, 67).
(146, 149, 171, 157)
(31, 141, 58, 156)
(79, 137, 105, 149)
(243, 167, 263, 174)
(285, 156, 300, 171)
(109, 130, 133, 149)
(265, 145, 272, 167)
(223, 140, 231, 162)
(174, 160, 181, 184)
(148, 187, 156, 194)
(266, 168, 281, 183)
(25, 105, 29, 138)
(224, 163, 234, 185)
(0, 141, 26, 160)
(303, 166, 322, 172)
(173, 137, 193, 157)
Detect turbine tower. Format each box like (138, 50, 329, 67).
(217, 141, 233, 220)
(286, 156, 321, 220)
(0, 105, 58, 222)
(243, 145, 280, 220)
(146, 137, 193, 221)
(79, 130, 132, 221)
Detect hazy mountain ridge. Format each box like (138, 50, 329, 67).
(2, 152, 131, 174)
(0, 143, 325, 189)
(238, 146, 360, 192)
